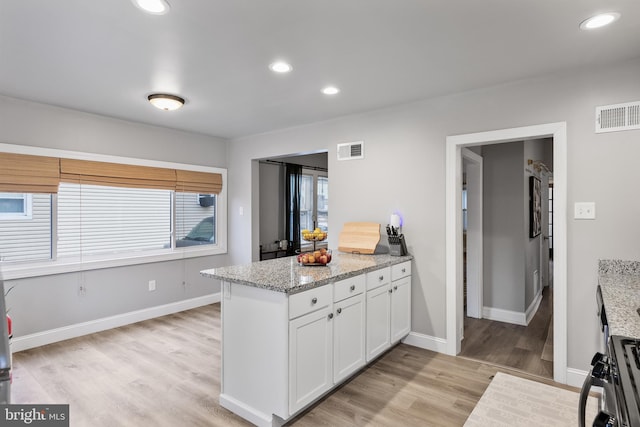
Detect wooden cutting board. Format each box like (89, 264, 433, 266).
(338, 222, 380, 254)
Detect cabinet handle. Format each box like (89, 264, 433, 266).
(388, 289, 393, 294)
(394, 285, 398, 291)
(350, 285, 355, 291)
(311, 297, 318, 304)
(401, 268, 406, 273)
(379, 275, 384, 281)
(337, 308, 342, 314)
(328, 313, 334, 320)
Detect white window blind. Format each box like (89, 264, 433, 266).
(57, 183, 171, 258)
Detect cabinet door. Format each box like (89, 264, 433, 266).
(366, 284, 391, 362)
(289, 306, 333, 414)
(333, 293, 366, 383)
(391, 275, 411, 343)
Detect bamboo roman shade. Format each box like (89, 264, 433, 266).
(0, 152, 223, 194)
(175, 169, 223, 194)
(59, 159, 177, 190)
(0, 152, 60, 193)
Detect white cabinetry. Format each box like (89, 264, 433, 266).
(289, 285, 333, 414)
(289, 275, 367, 412)
(391, 261, 412, 343)
(332, 275, 366, 383)
(365, 267, 392, 362)
(365, 261, 412, 362)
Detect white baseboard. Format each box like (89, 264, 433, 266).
(482, 306, 527, 326)
(220, 394, 276, 427)
(12, 293, 221, 352)
(402, 331, 448, 353)
(525, 290, 543, 325)
(566, 367, 590, 389)
(482, 295, 542, 326)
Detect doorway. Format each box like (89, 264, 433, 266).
(459, 140, 554, 378)
(445, 122, 567, 384)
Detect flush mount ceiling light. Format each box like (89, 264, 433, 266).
(322, 86, 340, 95)
(148, 94, 184, 111)
(269, 61, 293, 73)
(132, 0, 170, 15)
(579, 12, 620, 30)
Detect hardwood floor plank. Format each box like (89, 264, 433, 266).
(12, 302, 569, 426)
(459, 286, 554, 379)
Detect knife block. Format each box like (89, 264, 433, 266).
(388, 234, 407, 256)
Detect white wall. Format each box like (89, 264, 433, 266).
(482, 142, 525, 313)
(228, 57, 640, 371)
(0, 95, 230, 341)
(259, 162, 283, 248)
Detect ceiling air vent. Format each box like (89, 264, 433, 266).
(337, 141, 364, 161)
(596, 101, 640, 133)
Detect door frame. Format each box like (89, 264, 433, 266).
(462, 148, 483, 319)
(445, 122, 567, 384)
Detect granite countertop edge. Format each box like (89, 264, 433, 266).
(201, 253, 414, 295)
(598, 259, 640, 338)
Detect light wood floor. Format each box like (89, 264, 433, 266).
(12, 302, 569, 426)
(459, 286, 554, 378)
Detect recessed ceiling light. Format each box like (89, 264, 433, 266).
(132, 0, 170, 15)
(579, 12, 620, 30)
(148, 94, 185, 111)
(322, 86, 340, 95)
(269, 61, 293, 73)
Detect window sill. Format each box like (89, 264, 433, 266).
(0, 246, 226, 280)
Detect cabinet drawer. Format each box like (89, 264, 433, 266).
(289, 285, 332, 319)
(334, 275, 365, 302)
(366, 267, 391, 291)
(391, 261, 411, 281)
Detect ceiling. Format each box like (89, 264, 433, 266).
(2, 1, 640, 140)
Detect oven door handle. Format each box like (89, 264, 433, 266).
(578, 366, 597, 427)
(579, 354, 609, 427)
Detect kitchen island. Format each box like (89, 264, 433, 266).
(201, 252, 413, 427)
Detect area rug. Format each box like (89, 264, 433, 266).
(464, 372, 599, 426)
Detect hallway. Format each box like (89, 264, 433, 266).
(459, 286, 553, 378)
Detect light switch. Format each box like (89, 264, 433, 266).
(574, 202, 596, 220)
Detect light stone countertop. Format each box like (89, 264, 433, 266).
(598, 259, 640, 338)
(201, 252, 414, 295)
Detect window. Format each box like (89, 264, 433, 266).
(175, 193, 216, 247)
(0, 193, 33, 219)
(0, 193, 51, 262)
(0, 149, 226, 275)
(299, 170, 328, 245)
(317, 176, 328, 231)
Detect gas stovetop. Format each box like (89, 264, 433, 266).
(610, 336, 640, 426)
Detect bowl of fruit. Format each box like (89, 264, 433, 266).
(302, 228, 328, 242)
(297, 248, 332, 266)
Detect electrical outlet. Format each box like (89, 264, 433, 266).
(574, 202, 596, 220)
(148, 280, 156, 291)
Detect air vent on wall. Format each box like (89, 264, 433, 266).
(337, 141, 364, 161)
(596, 101, 640, 133)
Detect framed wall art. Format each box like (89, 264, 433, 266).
(529, 175, 542, 238)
